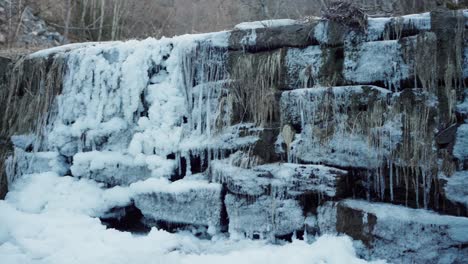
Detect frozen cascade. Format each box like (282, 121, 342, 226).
(38, 33, 261, 186)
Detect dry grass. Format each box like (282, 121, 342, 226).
(0, 51, 65, 198)
(229, 49, 284, 127)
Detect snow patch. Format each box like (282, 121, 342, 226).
(235, 19, 299, 30)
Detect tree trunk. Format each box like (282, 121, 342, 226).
(98, 0, 106, 41)
(63, 0, 73, 43)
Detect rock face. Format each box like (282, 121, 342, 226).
(1, 9, 468, 263)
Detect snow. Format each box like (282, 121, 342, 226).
(4, 172, 131, 216)
(0, 172, 383, 264)
(132, 177, 220, 194)
(235, 19, 298, 30)
(28, 42, 121, 58)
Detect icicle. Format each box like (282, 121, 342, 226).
(366, 170, 371, 201)
(5, 156, 16, 188)
(176, 152, 182, 175)
(389, 159, 394, 201)
(184, 152, 192, 177)
(197, 80, 204, 134)
(414, 168, 419, 208)
(206, 85, 212, 136)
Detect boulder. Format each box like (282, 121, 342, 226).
(229, 21, 318, 52)
(133, 179, 223, 231)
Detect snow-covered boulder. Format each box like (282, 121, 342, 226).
(71, 151, 175, 186)
(133, 179, 223, 231)
(6, 148, 68, 186)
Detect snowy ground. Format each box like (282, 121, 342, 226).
(0, 172, 385, 264)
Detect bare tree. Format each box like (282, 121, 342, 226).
(63, 0, 73, 43)
(97, 0, 105, 41)
(111, 0, 126, 40)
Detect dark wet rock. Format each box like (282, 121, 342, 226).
(229, 22, 318, 52)
(436, 124, 459, 145)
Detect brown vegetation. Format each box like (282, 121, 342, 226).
(1, 0, 466, 49)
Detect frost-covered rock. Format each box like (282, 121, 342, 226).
(212, 160, 347, 198)
(71, 151, 174, 186)
(344, 40, 410, 91)
(281, 86, 398, 169)
(285, 46, 322, 88)
(10, 134, 36, 151)
(6, 148, 68, 186)
(317, 201, 338, 235)
(133, 178, 223, 231)
(336, 199, 468, 263)
(225, 194, 304, 239)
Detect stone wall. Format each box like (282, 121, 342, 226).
(1, 9, 467, 262)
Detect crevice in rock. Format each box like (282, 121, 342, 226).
(219, 184, 229, 233)
(144, 219, 213, 239)
(100, 204, 151, 234)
